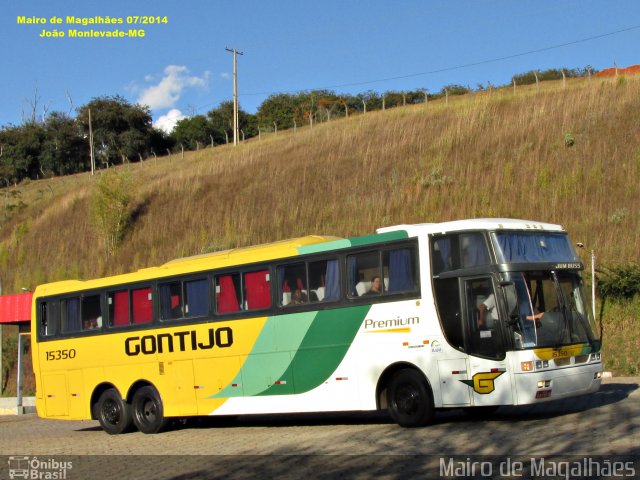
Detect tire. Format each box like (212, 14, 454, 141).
(387, 369, 434, 428)
(96, 388, 133, 435)
(131, 386, 168, 434)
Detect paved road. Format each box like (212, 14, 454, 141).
(1, 377, 638, 479)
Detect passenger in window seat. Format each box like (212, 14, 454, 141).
(365, 276, 382, 295)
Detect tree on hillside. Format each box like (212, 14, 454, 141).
(171, 115, 212, 150)
(512, 66, 597, 85)
(76, 96, 153, 166)
(0, 122, 46, 181)
(207, 101, 257, 144)
(256, 94, 299, 130)
(149, 128, 176, 156)
(90, 169, 137, 258)
(41, 112, 88, 175)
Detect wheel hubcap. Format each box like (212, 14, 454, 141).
(396, 384, 419, 415)
(103, 399, 120, 425)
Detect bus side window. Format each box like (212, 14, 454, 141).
(159, 281, 183, 320)
(108, 290, 130, 326)
(216, 274, 241, 314)
(61, 297, 81, 333)
(277, 263, 307, 306)
(384, 248, 416, 293)
(184, 278, 209, 317)
(309, 258, 341, 302)
(132, 287, 153, 324)
(433, 278, 464, 351)
(461, 233, 490, 268)
(81, 295, 102, 330)
(244, 270, 271, 310)
(348, 251, 381, 296)
(40, 301, 59, 337)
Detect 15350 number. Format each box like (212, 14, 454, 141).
(45, 349, 76, 361)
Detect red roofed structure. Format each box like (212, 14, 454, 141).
(595, 64, 640, 77)
(0, 293, 32, 324)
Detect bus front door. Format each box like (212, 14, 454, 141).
(463, 277, 514, 407)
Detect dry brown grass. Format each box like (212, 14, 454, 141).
(0, 74, 639, 375)
(2, 75, 639, 290)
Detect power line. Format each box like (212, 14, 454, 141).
(193, 23, 640, 114)
(239, 24, 640, 96)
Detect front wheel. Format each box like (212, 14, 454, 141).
(131, 386, 168, 434)
(387, 369, 434, 428)
(96, 388, 133, 435)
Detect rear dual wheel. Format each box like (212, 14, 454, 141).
(96, 388, 133, 435)
(131, 386, 168, 434)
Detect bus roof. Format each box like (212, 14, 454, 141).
(35, 235, 339, 297)
(33, 218, 563, 297)
(377, 218, 565, 236)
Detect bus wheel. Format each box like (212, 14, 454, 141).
(131, 386, 168, 434)
(96, 389, 133, 435)
(387, 369, 434, 428)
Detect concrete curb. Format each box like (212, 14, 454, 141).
(0, 397, 36, 415)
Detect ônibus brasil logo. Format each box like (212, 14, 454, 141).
(7, 456, 73, 479)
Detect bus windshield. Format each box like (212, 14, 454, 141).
(504, 271, 600, 350)
(493, 232, 580, 263)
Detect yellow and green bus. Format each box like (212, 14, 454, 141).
(31, 219, 602, 434)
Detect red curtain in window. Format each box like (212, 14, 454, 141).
(132, 288, 152, 324)
(113, 291, 130, 326)
(217, 275, 240, 313)
(245, 270, 271, 310)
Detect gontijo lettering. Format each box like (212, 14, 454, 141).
(125, 327, 233, 356)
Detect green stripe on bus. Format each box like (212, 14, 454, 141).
(347, 230, 408, 247)
(257, 304, 370, 396)
(213, 312, 317, 398)
(296, 230, 408, 256)
(296, 239, 352, 255)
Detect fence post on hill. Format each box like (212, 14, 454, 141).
(181, 144, 184, 160)
(241, 130, 245, 142)
(513, 79, 516, 95)
(293, 120, 297, 133)
(562, 69, 566, 89)
(382, 96, 385, 111)
(588, 67, 592, 81)
(210, 135, 214, 149)
(258, 127, 261, 141)
(362, 100, 367, 113)
(273, 122, 277, 135)
(535, 72, 539, 93)
(445, 88, 449, 105)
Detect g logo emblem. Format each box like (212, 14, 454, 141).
(461, 371, 504, 394)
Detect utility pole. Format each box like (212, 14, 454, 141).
(88, 108, 95, 175)
(225, 47, 243, 146)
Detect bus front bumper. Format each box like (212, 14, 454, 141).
(514, 363, 603, 404)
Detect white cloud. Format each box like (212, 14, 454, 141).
(154, 108, 186, 134)
(220, 72, 231, 80)
(137, 65, 208, 110)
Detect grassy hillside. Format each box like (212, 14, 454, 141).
(1, 74, 639, 379)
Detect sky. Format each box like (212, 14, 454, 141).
(2, 0, 639, 133)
